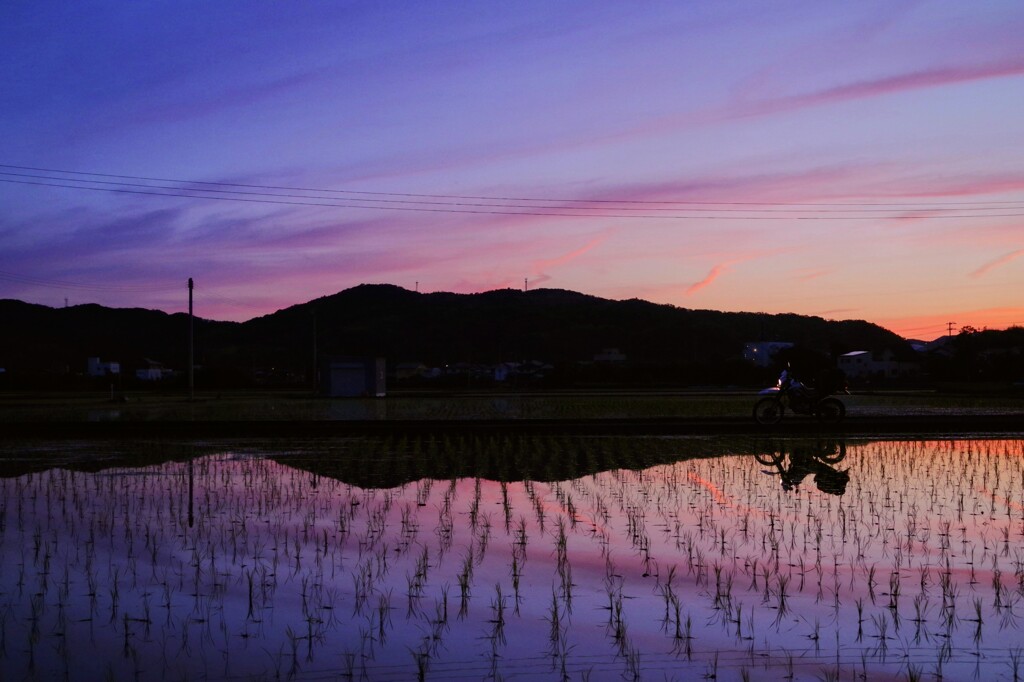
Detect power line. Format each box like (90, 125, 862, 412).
(0, 268, 179, 293)
(3, 163, 1023, 207)
(4, 176, 1024, 221)
(2, 163, 1024, 219)
(4, 169, 1020, 213)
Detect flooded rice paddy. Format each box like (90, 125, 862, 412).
(2, 435, 1024, 680)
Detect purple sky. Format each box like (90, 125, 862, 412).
(2, 1, 1023, 338)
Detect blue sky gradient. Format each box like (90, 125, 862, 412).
(2, 1, 1023, 337)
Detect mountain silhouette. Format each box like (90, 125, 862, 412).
(0, 284, 905, 386)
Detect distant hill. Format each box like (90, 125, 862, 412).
(0, 284, 907, 386)
(0, 299, 238, 377)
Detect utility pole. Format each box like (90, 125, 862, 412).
(311, 309, 318, 394)
(187, 456, 194, 528)
(415, 281, 419, 293)
(188, 278, 194, 401)
(946, 321, 956, 338)
(524, 278, 528, 292)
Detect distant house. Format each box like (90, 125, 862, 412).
(837, 351, 872, 378)
(494, 360, 551, 381)
(593, 348, 626, 364)
(135, 358, 169, 381)
(320, 356, 386, 397)
(86, 357, 120, 376)
(742, 342, 794, 367)
(839, 348, 919, 380)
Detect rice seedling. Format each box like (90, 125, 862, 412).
(3, 436, 1024, 679)
(1010, 648, 1023, 682)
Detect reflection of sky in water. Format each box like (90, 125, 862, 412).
(1, 440, 1023, 680)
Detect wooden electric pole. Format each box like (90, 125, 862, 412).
(188, 278, 194, 400)
(311, 309, 318, 394)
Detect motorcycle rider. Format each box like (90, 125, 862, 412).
(781, 364, 846, 400)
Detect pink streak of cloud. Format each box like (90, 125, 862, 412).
(684, 247, 788, 297)
(686, 263, 730, 295)
(795, 269, 831, 282)
(969, 249, 1024, 278)
(744, 59, 1024, 119)
(530, 233, 609, 284)
(436, 233, 610, 295)
(814, 308, 860, 318)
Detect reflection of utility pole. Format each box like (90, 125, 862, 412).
(188, 278, 194, 400)
(187, 457, 194, 528)
(946, 321, 956, 337)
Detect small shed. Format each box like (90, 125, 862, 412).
(320, 356, 386, 397)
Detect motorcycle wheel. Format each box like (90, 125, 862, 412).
(815, 440, 847, 464)
(753, 397, 784, 425)
(754, 451, 784, 466)
(815, 397, 846, 424)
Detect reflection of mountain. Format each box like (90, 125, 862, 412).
(0, 440, 202, 479)
(271, 435, 752, 487)
(2, 435, 844, 488)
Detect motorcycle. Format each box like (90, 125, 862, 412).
(754, 440, 849, 495)
(753, 368, 846, 425)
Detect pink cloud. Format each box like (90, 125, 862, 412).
(318, 56, 1024, 194)
(530, 233, 609, 284)
(740, 59, 1024, 120)
(430, 234, 610, 295)
(686, 263, 730, 295)
(969, 249, 1024, 278)
(814, 308, 860, 318)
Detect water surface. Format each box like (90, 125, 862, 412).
(2, 436, 1023, 680)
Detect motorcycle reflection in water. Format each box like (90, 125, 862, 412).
(753, 367, 847, 425)
(755, 440, 850, 496)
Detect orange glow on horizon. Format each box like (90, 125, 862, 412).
(875, 307, 1024, 339)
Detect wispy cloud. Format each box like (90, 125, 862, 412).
(814, 308, 860, 318)
(686, 263, 731, 295)
(530, 233, 608, 286)
(969, 249, 1024, 278)
(735, 59, 1024, 120)
(795, 269, 832, 282)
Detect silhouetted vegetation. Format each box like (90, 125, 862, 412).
(926, 326, 1024, 386)
(0, 284, 930, 389)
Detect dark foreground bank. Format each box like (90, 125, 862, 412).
(5, 413, 1022, 439)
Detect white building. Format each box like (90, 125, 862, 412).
(837, 351, 872, 378)
(135, 358, 168, 381)
(86, 357, 120, 376)
(838, 349, 920, 380)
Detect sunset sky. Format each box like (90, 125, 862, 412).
(2, 1, 1022, 339)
